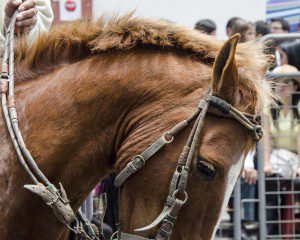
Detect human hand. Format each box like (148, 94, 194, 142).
(264, 162, 273, 176)
(242, 168, 258, 185)
(294, 168, 300, 178)
(5, 0, 37, 31)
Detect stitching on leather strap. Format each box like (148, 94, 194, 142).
(1, 78, 8, 93)
(1, 62, 8, 73)
(8, 95, 16, 108)
(206, 95, 232, 113)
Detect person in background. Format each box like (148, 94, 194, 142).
(264, 64, 300, 177)
(255, 20, 270, 40)
(268, 18, 291, 68)
(269, 18, 290, 34)
(194, 19, 217, 36)
(263, 65, 300, 235)
(278, 40, 300, 70)
(241, 151, 257, 222)
(232, 20, 256, 42)
(0, 0, 53, 54)
(226, 16, 242, 37)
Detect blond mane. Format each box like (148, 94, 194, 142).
(15, 14, 273, 113)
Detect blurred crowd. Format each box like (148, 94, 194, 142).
(195, 17, 300, 238)
(194, 17, 295, 39)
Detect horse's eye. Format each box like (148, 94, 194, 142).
(197, 156, 216, 181)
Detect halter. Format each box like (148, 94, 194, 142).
(113, 94, 263, 240)
(1, 11, 99, 240)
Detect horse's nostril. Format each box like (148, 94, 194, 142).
(197, 157, 216, 181)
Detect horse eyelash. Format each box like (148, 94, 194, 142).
(197, 155, 217, 181)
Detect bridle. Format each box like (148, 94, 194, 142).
(112, 93, 263, 240)
(0, 10, 263, 240)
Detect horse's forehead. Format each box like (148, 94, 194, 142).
(199, 117, 249, 167)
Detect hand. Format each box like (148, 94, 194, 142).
(5, 0, 37, 31)
(294, 168, 300, 178)
(242, 168, 258, 185)
(264, 162, 273, 176)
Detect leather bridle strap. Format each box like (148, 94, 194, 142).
(205, 95, 263, 140)
(114, 93, 263, 240)
(114, 104, 202, 188)
(154, 98, 210, 240)
(114, 95, 262, 189)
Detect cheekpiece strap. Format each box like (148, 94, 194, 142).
(114, 132, 174, 188)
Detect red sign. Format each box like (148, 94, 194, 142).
(65, 0, 76, 12)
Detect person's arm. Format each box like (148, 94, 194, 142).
(242, 150, 258, 185)
(296, 130, 300, 177)
(0, 0, 7, 51)
(263, 113, 273, 176)
(2, 0, 53, 44)
(26, 0, 53, 44)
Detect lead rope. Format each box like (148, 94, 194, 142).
(0, 8, 99, 240)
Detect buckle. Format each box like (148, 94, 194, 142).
(159, 219, 174, 236)
(130, 155, 145, 171)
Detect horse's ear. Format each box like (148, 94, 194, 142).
(212, 34, 240, 104)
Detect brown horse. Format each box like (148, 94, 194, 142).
(0, 15, 272, 240)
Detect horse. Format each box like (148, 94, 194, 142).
(0, 15, 272, 240)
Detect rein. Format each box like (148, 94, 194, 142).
(113, 94, 263, 240)
(1, 10, 100, 240)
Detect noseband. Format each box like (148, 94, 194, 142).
(113, 94, 263, 240)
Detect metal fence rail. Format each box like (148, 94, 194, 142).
(216, 32, 300, 240)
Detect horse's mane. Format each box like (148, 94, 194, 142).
(15, 14, 273, 112)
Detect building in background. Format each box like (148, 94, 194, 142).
(52, 0, 92, 24)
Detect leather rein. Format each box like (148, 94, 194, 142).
(1, 11, 99, 240)
(0, 11, 263, 240)
(112, 95, 263, 240)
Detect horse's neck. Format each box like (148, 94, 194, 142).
(0, 55, 144, 239)
(15, 59, 140, 204)
(0, 49, 206, 239)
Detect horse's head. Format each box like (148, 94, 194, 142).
(115, 34, 266, 240)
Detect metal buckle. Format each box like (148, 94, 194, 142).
(159, 219, 174, 236)
(130, 155, 146, 171)
(172, 190, 188, 204)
